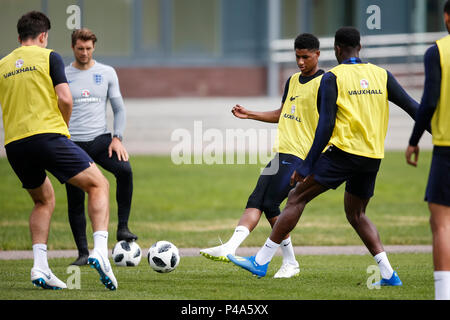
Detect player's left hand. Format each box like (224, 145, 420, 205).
(405, 145, 419, 167)
(290, 170, 304, 186)
(109, 137, 129, 161)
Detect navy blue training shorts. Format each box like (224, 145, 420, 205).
(312, 145, 381, 199)
(5, 133, 93, 189)
(425, 146, 450, 206)
(246, 153, 304, 219)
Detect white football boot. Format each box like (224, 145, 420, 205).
(31, 267, 67, 290)
(200, 245, 233, 262)
(273, 263, 300, 279)
(87, 249, 118, 290)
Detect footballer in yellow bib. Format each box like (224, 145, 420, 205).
(228, 27, 421, 283)
(274, 71, 322, 160)
(0, 45, 69, 145)
(329, 63, 389, 159)
(407, 35, 450, 208)
(432, 35, 450, 146)
(0, 11, 118, 291)
(202, 34, 324, 279)
(406, 1, 450, 301)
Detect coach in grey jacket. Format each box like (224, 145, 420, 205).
(65, 28, 137, 266)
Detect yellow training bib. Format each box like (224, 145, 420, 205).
(0, 45, 69, 145)
(329, 63, 389, 159)
(433, 35, 450, 146)
(274, 72, 322, 160)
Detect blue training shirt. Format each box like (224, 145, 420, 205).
(409, 45, 442, 146)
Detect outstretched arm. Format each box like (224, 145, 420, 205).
(231, 77, 291, 123)
(386, 70, 420, 120)
(231, 104, 282, 123)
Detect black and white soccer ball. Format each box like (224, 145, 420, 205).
(147, 240, 180, 273)
(112, 240, 142, 267)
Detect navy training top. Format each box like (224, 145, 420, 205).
(409, 45, 441, 146)
(297, 57, 421, 178)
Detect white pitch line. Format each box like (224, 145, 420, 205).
(0, 245, 432, 260)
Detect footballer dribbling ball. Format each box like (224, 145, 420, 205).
(112, 240, 142, 267)
(147, 240, 180, 273)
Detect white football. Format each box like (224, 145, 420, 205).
(112, 240, 142, 267)
(147, 240, 180, 273)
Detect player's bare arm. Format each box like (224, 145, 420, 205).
(231, 104, 282, 123)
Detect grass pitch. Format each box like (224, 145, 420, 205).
(0, 152, 436, 300)
(0, 254, 434, 300)
(0, 152, 433, 250)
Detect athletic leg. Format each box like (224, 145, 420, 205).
(255, 176, 328, 265)
(237, 208, 263, 232)
(261, 154, 303, 271)
(267, 215, 300, 278)
(67, 163, 118, 290)
(200, 156, 279, 261)
(343, 191, 399, 284)
(27, 177, 55, 246)
(343, 192, 384, 256)
(67, 163, 110, 233)
(28, 177, 67, 289)
(269, 176, 327, 244)
(429, 203, 450, 300)
(90, 134, 136, 241)
(65, 183, 90, 265)
(228, 177, 327, 277)
(199, 208, 257, 261)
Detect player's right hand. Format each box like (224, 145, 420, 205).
(405, 145, 419, 167)
(231, 104, 249, 119)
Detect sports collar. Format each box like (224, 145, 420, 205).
(342, 57, 363, 64)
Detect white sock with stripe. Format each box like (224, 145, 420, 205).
(434, 271, 450, 300)
(93, 231, 109, 258)
(32, 243, 49, 271)
(374, 251, 394, 279)
(255, 238, 280, 265)
(223, 226, 250, 254)
(280, 237, 298, 267)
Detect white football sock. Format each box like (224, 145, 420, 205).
(374, 252, 394, 279)
(280, 237, 298, 267)
(32, 243, 49, 270)
(434, 271, 450, 300)
(223, 225, 250, 253)
(93, 231, 109, 258)
(255, 238, 280, 265)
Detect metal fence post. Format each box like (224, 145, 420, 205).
(267, 0, 281, 97)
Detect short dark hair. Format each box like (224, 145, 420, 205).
(71, 28, 98, 47)
(294, 33, 320, 51)
(17, 11, 51, 41)
(334, 27, 360, 48)
(445, 0, 450, 14)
